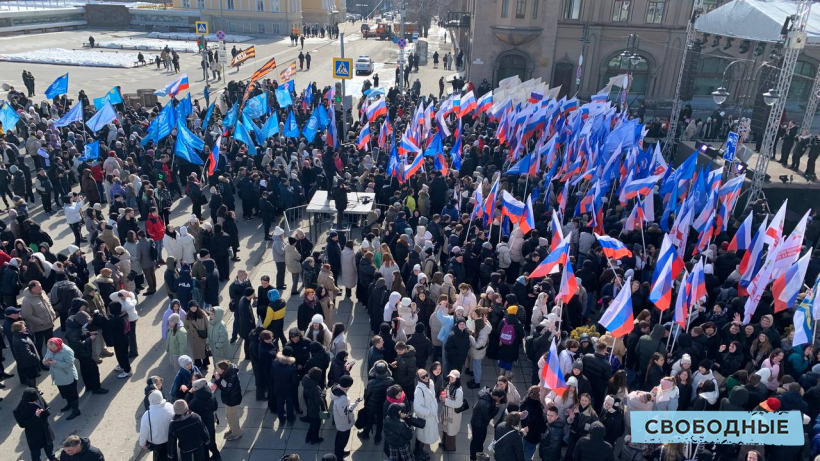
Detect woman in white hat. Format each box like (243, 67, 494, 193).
(439, 369, 463, 451)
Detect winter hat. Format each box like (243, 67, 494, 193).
(567, 376, 578, 388)
(168, 313, 181, 325)
(339, 375, 354, 388)
(681, 354, 692, 365)
(572, 360, 584, 372)
(66, 245, 79, 254)
(812, 364, 820, 375)
(760, 397, 781, 412)
(192, 379, 208, 392)
(401, 297, 412, 307)
(282, 346, 294, 357)
(148, 390, 164, 405)
(173, 399, 189, 415)
(507, 305, 518, 315)
(413, 264, 421, 272)
(267, 289, 280, 302)
(311, 314, 324, 324)
(288, 327, 301, 338)
(698, 359, 713, 371)
(178, 355, 193, 368)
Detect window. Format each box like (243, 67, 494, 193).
(646, 0, 664, 23)
(603, 52, 649, 94)
(516, 0, 527, 19)
(271, 23, 280, 34)
(181, 0, 190, 7)
(226, 0, 234, 10)
(258, 23, 265, 33)
(693, 56, 731, 96)
(789, 60, 816, 101)
(197, 0, 204, 8)
(501, 0, 509, 18)
(563, 0, 581, 19)
(229, 22, 236, 32)
(532, 0, 538, 19)
(256, 0, 264, 10)
(270, 0, 280, 12)
(612, 0, 629, 22)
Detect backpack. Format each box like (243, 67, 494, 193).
(499, 319, 516, 346)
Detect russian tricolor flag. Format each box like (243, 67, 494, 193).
(519, 194, 535, 235)
(366, 98, 387, 122)
(404, 153, 425, 179)
(529, 234, 570, 278)
(165, 73, 190, 98)
(674, 270, 692, 328)
(208, 135, 221, 176)
(501, 190, 525, 224)
(594, 233, 633, 259)
(598, 276, 634, 337)
(650, 235, 684, 311)
(558, 259, 578, 304)
(540, 338, 567, 395)
(483, 178, 500, 226)
(772, 249, 812, 313)
(561, 97, 578, 113)
(620, 173, 662, 204)
(550, 211, 564, 251)
(477, 91, 493, 114)
(356, 122, 371, 150)
(459, 91, 477, 118)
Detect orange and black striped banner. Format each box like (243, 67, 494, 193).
(279, 61, 297, 82)
(249, 56, 277, 83)
(230, 45, 256, 67)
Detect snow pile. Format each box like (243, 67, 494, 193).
(0, 48, 138, 68)
(95, 38, 199, 53)
(147, 32, 253, 43)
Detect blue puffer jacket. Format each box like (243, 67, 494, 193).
(44, 344, 78, 386)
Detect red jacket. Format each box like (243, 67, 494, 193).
(146, 215, 165, 242)
(90, 164, 104, 182)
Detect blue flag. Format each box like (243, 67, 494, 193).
(276, 87, 293, 108)
(45, 73, 68, 99)
(79, 140, 100, 162)
(156, 103, 176, 141)
(244, 92, 268, 120)
(423, 131, 443, 157)
(54, 102, 83, 128)
(302, 108, 320, 143)
(258, 112, 279, 144)
(304, 82, 313, 106)
(283, 110, 299, 138)
(202, 102, 215, 130)
(176, 93, 192, 126)
(140, 119, 157, 148)
(86, 102, 118, 133)
(93, 87, 123, 110)
(234, 121, 257, 156)
(240, 112, 264, 149)
(316, 105, 330, 129)
(174, 121, 204, 165)
(0, 103, 20, 132)
(222, 104, 238, 129)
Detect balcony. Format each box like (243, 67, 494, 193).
(490, 24, 542, 46)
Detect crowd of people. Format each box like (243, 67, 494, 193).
(1, 60, 820, 461)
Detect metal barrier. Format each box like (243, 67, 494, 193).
(283, 204, 308, 235)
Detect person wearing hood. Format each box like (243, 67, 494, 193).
(444, 316, 470, 375)
(14, 387, 57, 461)
(64, 300, 107, 395)
(305, 314, 332, 349)
(177, 226, 196, 265)
(272, 346, 299, 425)
(492, 411, 525, 461)
(174, 263, 194, 309)
(572, 420, 612, 461)
(301, 366, 326, 444)
(170, 355, 199, 401)
(720, 385, 749, 412)
(106, 300, 132, 378)
(1, 256, 23, 307)
(185, 379, 220, 460)
(330, 374, 360, 460)
(167, 399, 210, 460)
(183, 301, 210, 371)
(206, 307, 229, 363)
(635, 324, 666, 379)
(263, 289, 287, 348)
(165, 312, 188, 369)
(305, 340, 331, 386)
(692, 378, 719, 411)
(48, 269, 82, 333)
(139, 389, 175, 460)
(162, 300, 186, 340)
(43, 337, 81, 419)
(21, 280, 57, 359)
(360, 360, 395, 443)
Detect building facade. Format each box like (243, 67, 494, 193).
(170, 0, 303, 35)
(464, 0, 820, 119)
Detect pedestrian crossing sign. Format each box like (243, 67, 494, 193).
(195, 21, 209, 36)
(333, 58, 353, 80)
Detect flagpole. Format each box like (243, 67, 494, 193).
(668, 326, 679, 356)
(666, 323, 674, 350)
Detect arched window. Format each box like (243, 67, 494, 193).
(788, 60, 815, 101)
(693, 56, 733, 96)
(495, 52, 530, 86)
(602, 52, 649, 94)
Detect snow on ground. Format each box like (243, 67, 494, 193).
(95, 38, 199, 53)
(147, 32, 253, 43)
(0, 48, 138, 67)
(345, 62, 393, 99)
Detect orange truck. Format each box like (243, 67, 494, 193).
(393, 22, 417, 40)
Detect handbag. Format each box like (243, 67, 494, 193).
(454, 399, 470, 414)
(486, 428, 516, 454)
(197, 329, 208, 339)
(354, 408, 369, 429)
(405, 415, 426, 428)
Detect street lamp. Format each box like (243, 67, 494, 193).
(762, 88, 781, 106)
(711, 86, 730, 105)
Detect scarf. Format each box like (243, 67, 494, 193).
(48, 337, 64, 353)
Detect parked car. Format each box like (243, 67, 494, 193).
(355, 56, 374, 75)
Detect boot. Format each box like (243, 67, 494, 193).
(66, 400, 81, 420)
(60, 402, 71, 412)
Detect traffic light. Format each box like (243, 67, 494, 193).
(197, 37, 207, 51)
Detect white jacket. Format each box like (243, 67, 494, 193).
(138, 401, 175, 446)
(413, 380, 441, 444)
(63, 201, 84, 225)
(162, 233, 183, 262)
(496, 242, 512, 269)
(178, 227, 196, 265)
(509, 228, 525, 262)
(468, 322, 492, 360)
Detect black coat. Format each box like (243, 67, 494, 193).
(214, 365, 242, 407)
(383, 405, 414, 448)
(573, 422, 614, 461)
(271, 355, 299, 395)
(363, 373, 394, 412)
(520, 397, 547, 443)
(393, 346, 417, 395)
(539, 419, 566, 461)
(186, 387, 218, 434)
(406, 332, 432, 369)
(301, 374, 324, 418)
(493, 422, 525, 461)
(469, 388, 499, 429)
(582, 352, 612, 410)
(444, 327, 470, 373)
(326, 238, 342, 275)
(57, 437, 105, 461)
(167, 412, 209, 456)
(12, 331, 41, 372)
(236, 297, 256, 339)
(14, 390, 54, 452)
